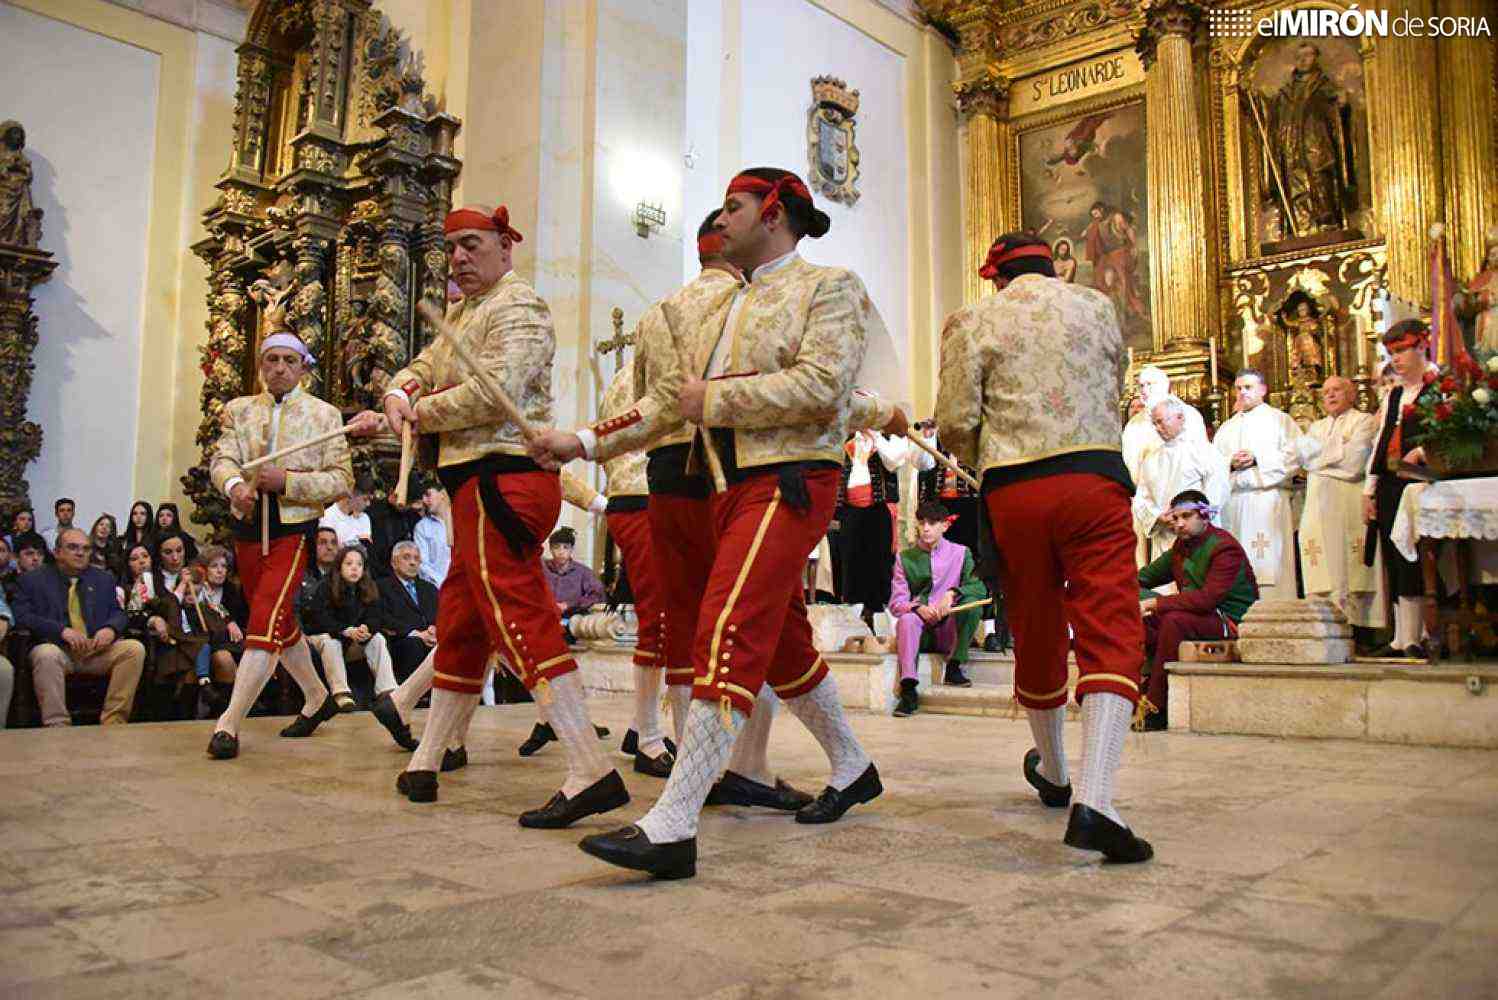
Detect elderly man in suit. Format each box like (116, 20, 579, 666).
(378, 540, 440, 682)
(15, 527, 145, 726)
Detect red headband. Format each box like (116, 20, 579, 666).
(726, 172, 813, 221)
(697, 232, 725, 257)
(1383, 327, 1430, 352)
(978, 241, 1053, 280)
(444, 205, 524, 243)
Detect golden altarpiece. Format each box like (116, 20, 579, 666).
(922, 0, 1497, 427)
(183, 0, 461, 534)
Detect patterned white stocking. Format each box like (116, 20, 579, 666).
(409, 688, 473, 772)
(214, 648, 276, 738)
(783, 674, 871, 790)
(1077, 692, 1132, 826)
(545, 672, 612, 798)
(666, 684, 691, 749)
(390, 649, 436, 722)
(725, 683, 776, 785)
(634, 666, 666, 757)
(1027, 706, 1069, 786)
(279, 638, 329, 717)
(637, 699, 745, 843)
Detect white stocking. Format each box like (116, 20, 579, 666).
(1394, 597, 1425, 649)
(634, 666, 666, 757)
(280, 638, 329, 717)
(1077, 692, 1132, 826)
(409, 688, 473, 772)
(1027, 706, 1069, 786)
(667, 684, 691, 749)
(214, 648, 276, 737)
(447, 660, 494, 750)
(637, 699, 745, 843)
(783, 674, 871, 790)
(545, 672, 611, 798)
(725, 683, 775, 785)
(390, 649, 436, 722)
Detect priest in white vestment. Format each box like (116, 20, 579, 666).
(1215, 369, 1303, 599)
(1296, 376, 1385, 631)
(1133, 398, 1230, 565)
(1122, 366, 1208, 481)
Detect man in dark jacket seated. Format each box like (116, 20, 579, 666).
(378, 540, 439, 683)
(14, 527, 146, 725)
(1137, 490, 1259, 731)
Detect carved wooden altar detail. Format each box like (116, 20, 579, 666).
(185, 0, 461, 536)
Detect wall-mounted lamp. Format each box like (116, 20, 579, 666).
(633, 201, 666, 238)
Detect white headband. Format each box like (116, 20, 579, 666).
(260, 332, 315, 368)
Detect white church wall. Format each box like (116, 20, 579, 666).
(0, 3, 159, 531)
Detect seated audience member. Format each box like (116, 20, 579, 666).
(0, 537, 16, 600)
(1137, 490, 1260, 731)
(366, 490, 418, 580)
(155, 533, 189, 593)
(411, 487, 451, 587)
(121, 543, 193, 720)
(320, 476, 375, 548)
(305, 545, 395, 710)
(155, 503, 198, 562)
(378, 540, 439, 682)
(41, 497, 76, 552)
(180, 546, 248, 700)
(88, 514, 125, 581)
(0, 587, 13, 728)
(7, 507, 38, 551)
(14, 527, 145, 726)
(887, 501, 989, 717)
(7, 536, 45, 601)
(296, 526, 341, 619)
(542, 527, 605, 636)
(122, 501, 157, 554)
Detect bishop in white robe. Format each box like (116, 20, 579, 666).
(1133, 399, 1230, 565)
(1297, 376, 1385, 628)
(1215, 370, 1303, 600)
(1122, 365, 1208, 481)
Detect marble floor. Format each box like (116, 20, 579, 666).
(2, 700, 1497, 999)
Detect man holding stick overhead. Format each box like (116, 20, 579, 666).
(380, 203, 628, 824)
(936, 232, 1152, 863)
(207, 333, 355, 760)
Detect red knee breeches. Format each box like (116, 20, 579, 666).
(984, 473, 1143, 709)
(235, 534, 306, 653)
(691, 469, 838, 716)
(434, 470, 576, 696)
(648, 492, 715, 687)
(606, 506, 666, 668)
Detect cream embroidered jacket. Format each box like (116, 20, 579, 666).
(935, 273, 1126, 474)
(598, 366, 648, 497)
(391, 270, 555, 467)
(211, 386, 353, 525)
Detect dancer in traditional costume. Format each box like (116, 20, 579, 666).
(936, 232, 1153, 863)
(206, 333, 355, 759)
(378, 203, 627, 827)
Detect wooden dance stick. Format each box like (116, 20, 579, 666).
(392, 424, 414, 505)
(416, 301, 539, 443)
(948, 597, 991, 615)
(907, 434, 980, 491)
(241, 425, 352, 472)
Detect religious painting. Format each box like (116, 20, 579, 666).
(807, 76, 860, 206)
(1017, 98, 1152, 352)
(1243, 36, 1373, 256)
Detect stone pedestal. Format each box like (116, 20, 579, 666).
(1235, 598, 1352, 665)
(807, 604, 873, 654)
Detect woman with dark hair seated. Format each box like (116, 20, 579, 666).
(123, 501, 157, 553)
(88, 514, 125, 582)
(155, 503, 198, 563)
(305, 545, 394, 711)
(177, 545, 248, 716)
(121, 542, 191, 719)
(7, 508, 47, 563)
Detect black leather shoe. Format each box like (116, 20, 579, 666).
(206, 730, 239, 760)
(796, 763, 883, 824)
(1140, 706, 1168, 732)
(372, 692, 418, 751)
(594, 724, 611, 738)
(893, 678, 919, 717)
(705, 770, 815, 811)
(519, 770, 630, 829)
(518, 722, 555, 757)
(1403, 644, 1428, 659)
(944, 661, 973, 687)
(983, 633, 1002, 652)
(634, 749, 674, 777)
(1064, 804, 1153, 863)
(1023, 747, 1072, 807)
(333, 692, 357, 713)
(441, 745, 468, 772)
(578, 824, 696, 879)
(396, 770, 438, 803)
(621, 729, 676, 759)
(279, 694, 339, 737)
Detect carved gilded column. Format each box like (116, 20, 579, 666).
(1135, 0, 1212, 352)
(1366, 0, 1444, 306)
(1438, 0, 1497, 279)
(955, 69, 1015, 306)
(0, 245, 57, 514)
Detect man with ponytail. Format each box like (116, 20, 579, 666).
(936, 231, 1153, 864)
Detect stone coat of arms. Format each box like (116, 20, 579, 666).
(808, 76, 860, 206)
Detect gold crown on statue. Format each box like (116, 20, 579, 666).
(812, 76, 860, 117)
